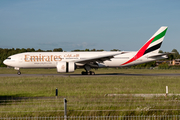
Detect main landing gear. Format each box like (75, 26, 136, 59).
(81, 64, 95, 75)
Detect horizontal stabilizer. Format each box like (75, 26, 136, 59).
(148, 53, 172, 58)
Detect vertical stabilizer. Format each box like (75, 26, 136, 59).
(121, 26, 168, 66)
(143, 26, 168, 55)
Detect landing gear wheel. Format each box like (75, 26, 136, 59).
(17, 71, 21, 75)
(81, 71, 86, 75)
(90, 71, 95, 75)
(81, 71, 95, 75)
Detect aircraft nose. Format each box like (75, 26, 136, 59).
(3, 60, 7, 65)
(3, 60, 9, 66)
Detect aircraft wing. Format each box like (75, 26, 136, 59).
(74, 52, 127, 64)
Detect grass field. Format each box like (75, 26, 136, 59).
(0, 68, 180, 117)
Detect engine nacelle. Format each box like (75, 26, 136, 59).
(56, 62, 75, 73)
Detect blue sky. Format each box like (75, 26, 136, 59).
(0, 0, 180, 52)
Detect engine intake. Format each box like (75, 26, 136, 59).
(56, 62, 75, 73)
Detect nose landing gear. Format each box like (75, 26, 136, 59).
(17, 70, 21, 75)
(15, 67, 21, 75)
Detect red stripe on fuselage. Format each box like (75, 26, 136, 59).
(121, 37, 155, 66)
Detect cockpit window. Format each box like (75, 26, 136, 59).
(7, 57, 11, 60)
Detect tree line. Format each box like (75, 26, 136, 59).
(0, 48, 179, 67)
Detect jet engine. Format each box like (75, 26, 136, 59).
(56, 62, 75, 73)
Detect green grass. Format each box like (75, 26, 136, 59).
(1, 68, 180, 116)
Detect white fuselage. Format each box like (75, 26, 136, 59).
(3, 51, 162, 69)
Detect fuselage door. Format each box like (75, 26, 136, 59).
(19, 55, 23, 63)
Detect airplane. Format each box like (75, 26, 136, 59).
(3, 26, 168, 75)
